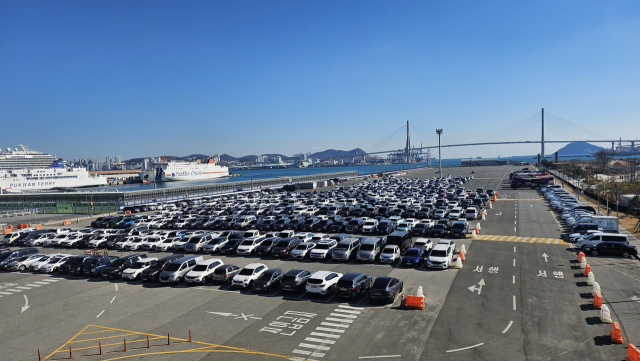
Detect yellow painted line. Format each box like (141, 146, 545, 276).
(506, 237, 516, 242)
(94, 348, 294, 361)
(43, 324, 91, 360)
(546, 239, 552, 244)
(79, 329, 119, 336)
(520, 237, 529, 243)
(53, 336, 166, 353)
(71, 333, 138, 343)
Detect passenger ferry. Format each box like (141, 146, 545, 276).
(0, 144, 57, 170)
(0, 161, 107, 192)
(138, 157, 229, 183)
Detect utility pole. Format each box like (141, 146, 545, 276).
(436, 129, 443, 179)
(406, 120, 411, 163)
(541, 108, 545, 159)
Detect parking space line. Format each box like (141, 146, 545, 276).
(6, 289, 23, 293)
(15, 286, 32, 290)
(33, 281, 50, 285)
(502, 320, 514, 333)
(0, 291, 12, 295)
(446, 343, 484, 353)
(513, 295, 517, 310)
(310, 332, 341, 340)
(25, 284, 41, 287)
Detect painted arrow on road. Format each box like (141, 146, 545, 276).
(207, 311, 262, 320)
(542, 253, 549, 262)
(468, 279, 485, 295)
(207, 312, 237, 317)
(21, 295, 30, 313)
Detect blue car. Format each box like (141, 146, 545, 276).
(401, 248, 424, 267)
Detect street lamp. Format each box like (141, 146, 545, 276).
(436, 129, 443, 179)
(606, 189, 610, 216)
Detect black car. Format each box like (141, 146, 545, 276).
(219, 239, 242, 255)
(101, 254, 148, 279)
(345, 219, 365, 233)
(252, 268, 283, 293)
(430, 224, 448, 237)
(281, 269, 312, 292)
(369, 277, 403, 303)
(449, 221, 468, 238)
(271, 218, 291, 231)
(299, 218, 320, 232)
(140, 255, 184, 282)
(63, 255, 92, 275)
(313, 219, 334, 232)
(328, 221, 348, 233)
(411, 222, 431, 236)
(271, 237, 303, 258)
(335, 272, 373, 298)
(284, 218, 305, 230)
(255, 237, 281, 256)
(584, 242, 638, 258)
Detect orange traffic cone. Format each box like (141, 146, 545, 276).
(593, 292, 602, 309)
(578, 251, 585, 262)
(492, 195, 497, 201)
(626, 344, 640, 361)
(460, 250, 466, 261)
(584, 264, 591, 277)
(610, 322, 623, 344)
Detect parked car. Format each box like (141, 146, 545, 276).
(584, 242, 638, 258)
(401, 248, 425, 267)
(306, 271, 343, 296)
(185, 258, 224, 284)
(332, 238, 361, 262)
(140, 255, 184, 282)
(159, 255, 204, 284)
(101, 254, 148, 279)
(281, 269, 312, 292)
(231, 263, 268, 288)
(122, 257, 158, 280)
(335, 272, 372, 298)
(427, 243, 453, 269)
(252, 268, 283, 292)
(369, 277, 403, 303)
(211, 264, 242, 284)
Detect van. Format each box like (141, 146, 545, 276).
(356, 238, 383, 262)
(576, 233, 629, 250)
(386, 231, 412, 254)
(184, 233, 216, 253)
(332, 238, 361, 262)
(159, 255, 204, 284)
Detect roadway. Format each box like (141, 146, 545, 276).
(0, 165, 636, 361)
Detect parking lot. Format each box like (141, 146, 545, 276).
(1, 165, 639, 361)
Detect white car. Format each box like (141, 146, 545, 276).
(306, 271, 343, 295)
(290, 242, 316, 260)
(309, 240, 337, 260)
(427, 244, 453, 269)
(414, 238, 434, 253)
(172, 236, 191, 251)
(231, 263, 268, 288)
(449, 207, 463, 220)
(45, 234, 70, 246)
(115, 237, 135, 250)
(380, 245, 401, 264)
(7, 254, 45, 271)
(236, 236, 266, 256)
(60, 234, 83, 247)
(25, 234, 54, 246)
(87, 235, 109, 248)
(388, 216, 404, 228)
(294, 232, 313, 242)
(185, 258, 223, 284)
(39, 255, 72, 273)
(29, 255, 53, 271)
(203, 238, 228, 253)
(122, 258, 158, 280)
(125, 237, 145, 251)
(362, 219, 379, 233)
(140, 237, 163, 251)
(156, 237, 180, 251)
(465, 207, 478, 220)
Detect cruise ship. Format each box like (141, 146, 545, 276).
(139, 157, 229, 183)
(0, 161, 107, 192)
(0, 144, 57, 170)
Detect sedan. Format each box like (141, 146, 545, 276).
(584, 242, 638, 258)
(400, 248, 425, 267)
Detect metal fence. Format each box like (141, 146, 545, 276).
(0, 171, 357, 213)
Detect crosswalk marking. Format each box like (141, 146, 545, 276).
(329, 312, 357, 319)
(321, 322, 349, 329)
(25, 284, 41, 287)
(6, 289, 23, 293)
(0, 278, 61, 298)
(299, 343, 331, 351)
(331, 308, 361, 315)
(15, 286, 32, 290)
(475, 235, 568, 245)
(315, 327, 345, 334)
(33, 281, 50, 285)
(325, 317, 353, 323)
(337, 305, 363, 310)
(0, 291, 12, 295)
(305, 337, 336, 345)
(310, 332, 341, 339)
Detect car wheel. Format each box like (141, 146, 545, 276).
(623, 252, 630, 258)
(19, 265, 26, 271)
(591, 250, 598, 256)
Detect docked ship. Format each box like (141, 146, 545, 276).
(0, 161, 108, 193)
(138, 157, 229, 183)
(0, 144, 57, 170)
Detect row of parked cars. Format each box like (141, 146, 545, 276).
(0, 248, 405, 303)
(540, 184, 636, 257)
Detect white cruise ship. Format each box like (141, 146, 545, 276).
(139, 157, 229, 183)
(0, 144, 57, 170)
(0, 161, 107, 192)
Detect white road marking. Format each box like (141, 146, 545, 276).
(305, 337, 336, 345)
(96, 310, 105, 318)
(502, 320, 514, 333)
(21, 295, 30, 313)
(7, 289, 23, 293)
(359, 356, 402, 359)
(446, 343, 484, 353)
(299, 343, 331, 351)
(338, 305, 364, 310)
(513, 259, 516, 267)
(25, 284, 41, 287)
(310, 332, 341, 339)
(110, 296, 116, 304)
(293, 349, 325, 357)
(321, 322, 349, 328)
(115, 284, 118, 291)
(514, 227, 517, 233)
(325, 317, 353, 323)
(513, 295, 517, 310)
(542, 253, 548, 262)
(33, 281, 50, 285)
(316, 327, 346, 334)
(16, 286, 31, 290)
(0, 291, 12, 295)
(42, 279, 59, 282)
(513, 275, 515, 284)
(332, 308, 361, 315)
(330, 312, 357, 319)
(514, 247, 516, 253)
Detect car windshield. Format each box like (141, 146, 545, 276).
(347, 220, 360, 225)
(360, 244, 374, 251)
(275, 240, 291, 248)
(148, 260, 163, 269)
(315, 243, 332, 250)
(130, 262, 147, 269)
(405, 249, 420, 257)
(164, 263, 181, 272)
(295, 244, 308, 250)
(85, 259, 98, 267)
(433, 225, 446, 229)
(431, 250, 447, 257)
(193, 264, 208, 272)
(372, 278, 391, 289)
(238, 268, 255, 276)
(415, 224, 426, 229)
(452, 224, 465, 229)
(382, 247, 396, 254)
(241, 240, 255, 246)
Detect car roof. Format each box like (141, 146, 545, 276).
(341, 272, 363, 280)
(310, 270, 334, 278)
(285, 269, 307, 276)
(262, 268, 282, 275)
(432, 244, 449, 251)
(244, 263, 267, 268)
(198, 258, 222, 265)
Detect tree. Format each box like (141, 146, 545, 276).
(594, 149, 611, 174)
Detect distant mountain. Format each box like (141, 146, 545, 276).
(309, 148, 367, 159)
(553, 142, 603, 156)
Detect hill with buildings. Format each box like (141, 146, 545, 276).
(553, 142, 603, 156)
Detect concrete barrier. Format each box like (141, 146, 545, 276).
(587, 272, 595, 286)
(580, 257, 587, 269)
(591, 282, 601, 296)
(600, 304, 613, 323)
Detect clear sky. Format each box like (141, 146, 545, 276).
(2, 1, 640, 160)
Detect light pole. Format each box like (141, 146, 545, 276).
(436, 129, 443, 179)
(615, 183, 619, 217)
(250, 162, 253, 190)
(606, 189, 610, 216)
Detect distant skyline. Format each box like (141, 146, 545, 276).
(2, 1, 640, 160)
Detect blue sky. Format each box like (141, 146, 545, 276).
(2, 1, 640, 160)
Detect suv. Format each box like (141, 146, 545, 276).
(122, 258, 158, 280)
(332, 238, 361, 262)
(271, 238, 302, 258)
(236, 236, 267, 256)
(185, 258, 224, 284)
(449, 220, 468, 238)
(289, 242, 316, 260)
(306, 271, 343, 295)
(211, 264, 242, 284)
(309, 240, 338, 261)
(281, 269, 312, 292)
(252, 268, 283, 293)
(159, 255, 204, 284)
(140, 255, 184, 282)
(335, 272, 372, 298)
(427, 244, 453, 269)
(356, 238, 383, 262)
(101, 254, 148, 279)
(184, 233, 216, 253)
(232, 263, 268, 288)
